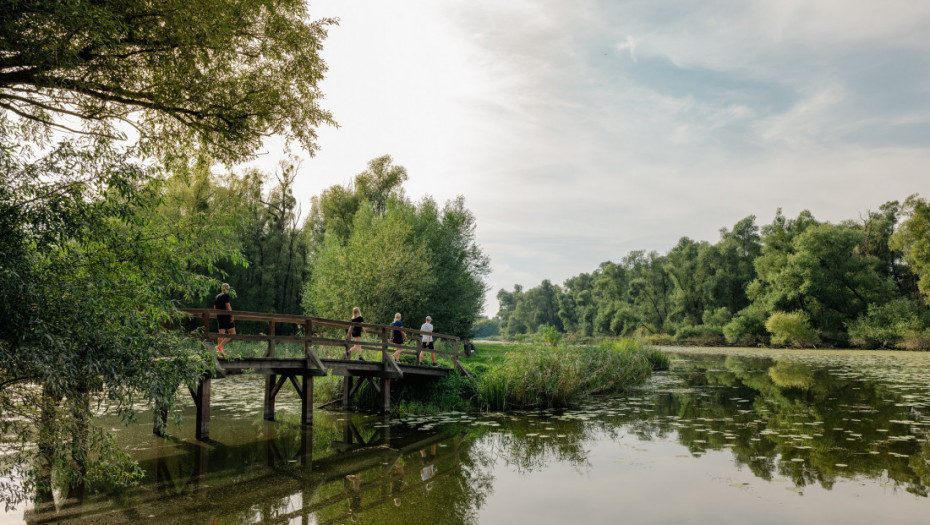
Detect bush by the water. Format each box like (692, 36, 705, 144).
(765, 311, 819, 348)
(723, 306, 769, 346)
(847, 298, 926, 349)
(475, 339, 655, 410)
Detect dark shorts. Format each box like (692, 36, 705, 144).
(218, 316, 234, 330)
(421, 341, 434, 350)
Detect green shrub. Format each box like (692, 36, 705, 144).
(900, 329, 930, 351)
(723, 306, 768, 346)
(765, 311, 819, 348)
(848, 298, 924, 349)
(535, 324, 562, 346)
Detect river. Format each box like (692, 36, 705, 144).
(7, 346, 930, 524)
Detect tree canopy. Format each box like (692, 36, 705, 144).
(0, 0, 336, 161)
(0, 0, 336, 506)
(496, 205, 929, 349)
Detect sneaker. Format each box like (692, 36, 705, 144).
(358, 355, 365, 361)
(343, 351, 351, 360)
(432, 363, 440, 367)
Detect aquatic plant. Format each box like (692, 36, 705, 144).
(475, 339, 654, 410)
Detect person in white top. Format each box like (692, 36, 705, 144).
(418, 315, 437, 366)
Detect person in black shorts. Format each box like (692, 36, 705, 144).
(346, 307, 364, 360)
(214, 283, 235, 356)
(417, 316, 436, 366)
(390, 312, 407, 361)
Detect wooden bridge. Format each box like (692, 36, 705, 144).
(167, 309, 469, 441)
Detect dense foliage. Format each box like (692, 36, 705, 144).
(0, 0, 335, 507)
(496, 203, 930, 349)
(302, 155, 490, 338)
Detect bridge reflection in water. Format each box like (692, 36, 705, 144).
(24, 417, 468, 525)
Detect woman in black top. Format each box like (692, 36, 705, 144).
(346, 306, 364, 360)
(214, 283, 235, 356)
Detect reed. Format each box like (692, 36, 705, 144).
(475, 338, 656, 410)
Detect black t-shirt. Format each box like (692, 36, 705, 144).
(214, 293, 231, 310)
(351, 316, 364, 337)
(391, 320, 404, 344)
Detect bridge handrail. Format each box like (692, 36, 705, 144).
(178, 308, 466, 374)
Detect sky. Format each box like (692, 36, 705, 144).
(247, 0, 930, 316)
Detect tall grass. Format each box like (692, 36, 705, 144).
(475, 338, 656, 411)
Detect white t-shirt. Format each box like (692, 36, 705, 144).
(420, 322, 433, 342)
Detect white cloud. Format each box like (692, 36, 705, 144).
(242, 0, 930, 316)
(616, 36, 638, 62)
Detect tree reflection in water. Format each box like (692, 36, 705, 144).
(19, 350, 930, 524)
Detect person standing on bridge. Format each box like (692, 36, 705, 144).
(214, 283, 235, 356)
(346, 307, 365, 360)
(417, 316, 437, 366)
(391, 312, 407, 362)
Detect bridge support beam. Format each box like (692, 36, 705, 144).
(342, 377, 353, 409)
(381, 378, 391, 414)
(264, 373, 277, 421)
(301, 372, 313, 425)
(193, 377, 211, 441)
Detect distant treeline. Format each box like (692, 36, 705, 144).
(173, 155, 489, 338)
(491, 197, 930, 349)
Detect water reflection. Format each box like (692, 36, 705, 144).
(16, 349, 930, 524)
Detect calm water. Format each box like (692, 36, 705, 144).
(9, 347, 930, 524)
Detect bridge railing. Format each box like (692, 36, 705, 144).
(179, 308, 467, 374)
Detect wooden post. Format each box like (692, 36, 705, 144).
(301, 372, 313, 426)
(381, 326, 388, 363)
(342, 377, 352, 409)
(264, 320, 277, 421)
(195, 377, 211, 441)
(266, 320, 276, 357)
(382, 378, 391, 414)
(264, 373, 277, 421)
(305, 319, 313, 359)
(454, 338, 460, 370)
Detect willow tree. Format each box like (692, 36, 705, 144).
(0, 0, 335, 506)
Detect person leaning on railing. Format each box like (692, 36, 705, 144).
(391, 312, 407, 361)
(346, 306, 365, 360)
(417, 316, 437, 367)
